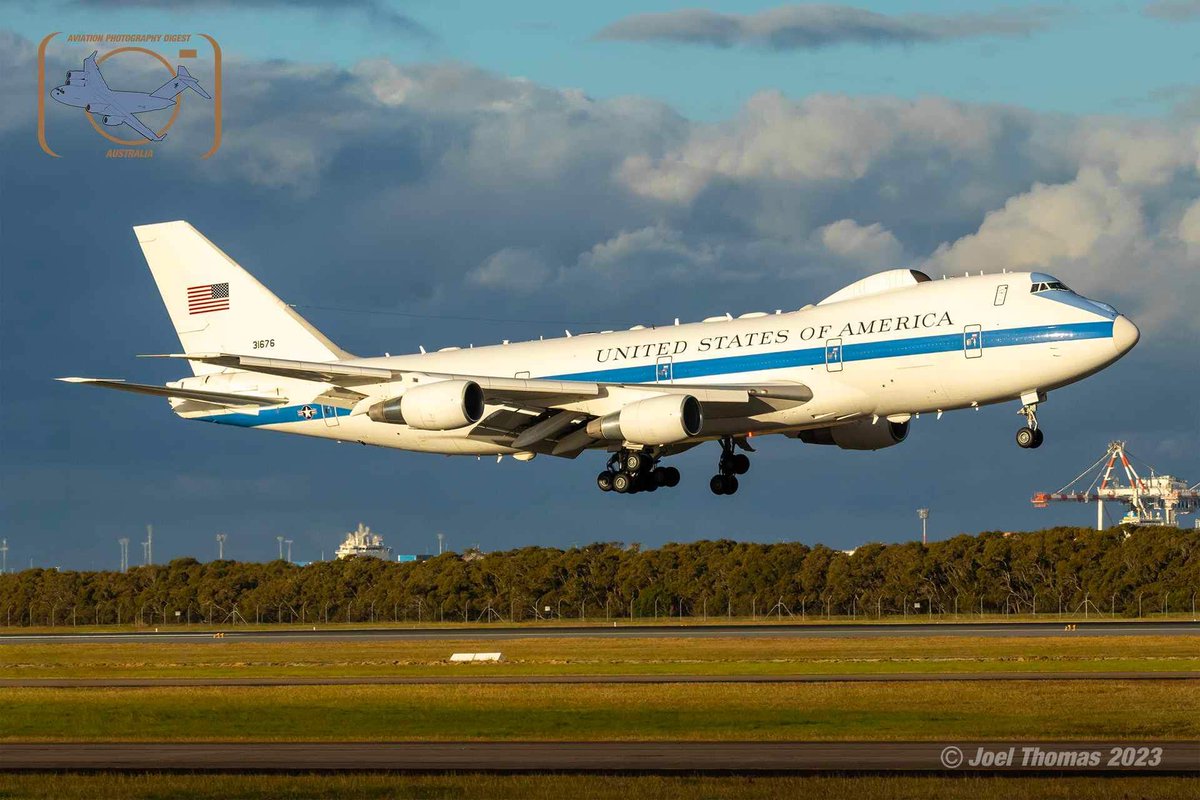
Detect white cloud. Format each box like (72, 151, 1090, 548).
(470, 247, 554, 292)
(816, 219, 903, 267)
(1175, 198, 1200, 246)
(926, 169, 1144, 272)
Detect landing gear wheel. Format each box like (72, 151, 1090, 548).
(651, 467, 669, 487)
(730, 453, 750, 475)
(612, 472, 634, 493)
(1016, 427, 1036, 449)
(597, 471, 615, 492)
(723, 475, 739, 494)
(623, 452, 649, 473)
(710, 475, 727, 495)
(662, 466, 681, 488)
(1030, 429, 1044, 449)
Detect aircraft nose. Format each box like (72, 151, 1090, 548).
(1112, 315, 1140, 356)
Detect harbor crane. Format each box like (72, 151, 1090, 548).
(1032, 441, 1199, 530)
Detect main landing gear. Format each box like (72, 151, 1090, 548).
(596, 449, 681, 495)
(1016, 401, 1045, 449)
(710, 436, 751, 496)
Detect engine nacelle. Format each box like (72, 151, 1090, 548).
(796, 418, 909, 451)
(66, 70, 85, 85)
(102, 115, 123, 126)
(367, 380, 485, 431)
(586, 394, 702, 446)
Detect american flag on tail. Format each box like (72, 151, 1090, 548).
(187, 282, 229, 314)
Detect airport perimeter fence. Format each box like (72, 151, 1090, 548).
(1, 526, 1197, 628)
(2, 587, 1199, 629)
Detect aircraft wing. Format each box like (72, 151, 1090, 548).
(141, 353, 604, 403)
(83, 51, 109, 90)
(57, 377, 287, 407)
(139, 352, 812, 456)
(119, 112, 165, 142)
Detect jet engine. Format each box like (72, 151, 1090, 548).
(102, 116, 123, 126)
(367, 380, 485, 431)
(796, 418, 909, 451)
(586, 394, 703, 446)
(66, 70, 85, 85)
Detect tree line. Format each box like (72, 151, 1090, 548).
(1, 526, 1196, 627)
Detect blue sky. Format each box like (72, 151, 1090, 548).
(1, 1, 1198, 570)
(4, 1, 1198, 119)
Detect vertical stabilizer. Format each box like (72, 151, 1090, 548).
(134, 221, 350, 376)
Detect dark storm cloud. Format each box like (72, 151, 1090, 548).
(1, 30, 1197, 569)
(1143, 0, 1200, 21)
(594, 4, 1059, 50)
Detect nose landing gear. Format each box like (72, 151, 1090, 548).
(1016, 398, 1045, 449)
(597, 449, 680, 495)
(710, 437, 751, 495)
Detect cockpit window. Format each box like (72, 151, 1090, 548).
(1031, 281, 1070, 293)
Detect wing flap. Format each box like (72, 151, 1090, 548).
(57, 377, 287, 407)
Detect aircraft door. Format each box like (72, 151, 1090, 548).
(964, 324, 983, 359)
(655, 356, 673, 383)
(825, 338, 843, 372)
(321, 404, 340, 427)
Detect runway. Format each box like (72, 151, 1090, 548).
(1, 671, 1196, 688)
(3, 620, 1197, 645)
(1, 741, 1195, 773)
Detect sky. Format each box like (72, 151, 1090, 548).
(0, 0, 1198, 570)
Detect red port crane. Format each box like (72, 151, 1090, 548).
(1032, 441, 1199, 530)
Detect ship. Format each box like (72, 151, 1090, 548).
(335, 523, 392, 560)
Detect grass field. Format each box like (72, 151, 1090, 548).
(0, 773, 1197, 800)
(1, 680, 1195, 741)
(2, 635, 1196, 679)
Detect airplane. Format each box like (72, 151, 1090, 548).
(50, 51, 211, 142)
(59, 221, 1140, 496)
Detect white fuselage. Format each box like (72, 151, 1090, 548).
(173, 271, 1135, 456)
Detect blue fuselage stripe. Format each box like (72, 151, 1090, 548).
(547, 321, 1114, 383)
(201, 320, 1114, 427)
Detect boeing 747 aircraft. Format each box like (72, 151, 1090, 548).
(60, 222, 1139, 496)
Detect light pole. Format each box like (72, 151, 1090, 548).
(145, 525, 153, 565)
(437, 532, 445, 555)
(917, 508, 930, 545)
(118, 538, 129, 573)
(285, 539, 293, 563)
(0, 538, 7, 574)
(277, 536, 284, 560)
(216, 533, 227, 560)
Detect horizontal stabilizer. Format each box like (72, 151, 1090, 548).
(150, 65, 212, 100)
(57, 377, 287, 407)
